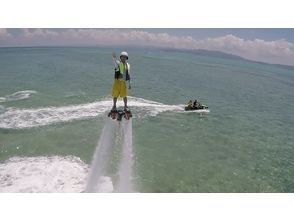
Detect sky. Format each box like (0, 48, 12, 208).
(1, 28, 294, 66)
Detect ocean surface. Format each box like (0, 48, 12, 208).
(0, 47, 293, 192)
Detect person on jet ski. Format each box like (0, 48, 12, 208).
(187, 100, 193, 108)
(193, 99, 201, 108)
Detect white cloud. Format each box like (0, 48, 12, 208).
(22, 28, 59, 39)
(0, 29, 12, 40)
(1, 29, 294, 66)
(192, 35, 294, 65)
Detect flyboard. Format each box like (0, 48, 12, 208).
(108, 108, 132, 121)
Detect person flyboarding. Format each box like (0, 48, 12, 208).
(112, 51, 131, 110)
(109, 51, 132, 120)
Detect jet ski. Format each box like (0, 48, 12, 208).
(185, 99, 209, 111)
(185, 105, 208, 111)
(108, 108, 132, 121)
(184, 102, 208, 111)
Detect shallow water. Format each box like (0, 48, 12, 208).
(0, 47, 293, 192)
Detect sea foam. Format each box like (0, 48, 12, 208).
(0, 156, 88, 193)
(0, 96, 184, 129)
(0, 90, 37, 103)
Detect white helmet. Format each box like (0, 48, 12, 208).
(120, 51, 128, 59)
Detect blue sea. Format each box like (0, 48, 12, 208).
(0, 47, 293, 192)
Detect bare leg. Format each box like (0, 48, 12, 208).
(123, 97, 128, 108)
(113, 97, 117, 109)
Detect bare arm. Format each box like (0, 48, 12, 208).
(112, 52, 119, 67)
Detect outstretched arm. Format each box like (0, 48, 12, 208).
(112, 52, 119, 67)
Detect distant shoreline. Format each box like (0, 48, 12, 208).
(1, 45, 293, 70)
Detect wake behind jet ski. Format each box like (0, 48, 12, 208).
(185, 99, 208, 111)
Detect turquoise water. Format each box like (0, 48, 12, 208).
(0, 47, 293, 192)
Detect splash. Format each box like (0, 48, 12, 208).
(85, 118, 134, 193)
(0, 90, 37, 103)
(115, 119, 133, 192)
(0, 100, 112, 129)
(84, 119, 116, 193)
(0, 156, 88, 193)
(0, 96, 184, 129)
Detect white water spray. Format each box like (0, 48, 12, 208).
(115, 119, 133, 193)
(85, 118, 134, 193)
(85, 120, 116, 192)
(0, 96, 186, 129)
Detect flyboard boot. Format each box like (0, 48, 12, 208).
(108, 106, 132, 121)
(108, 106, 118, 120)
(124, 106, 132, 120)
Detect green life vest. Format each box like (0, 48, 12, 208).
(114, 62, 130, 81)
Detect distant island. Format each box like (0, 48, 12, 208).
(162, 48, 294, 71)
